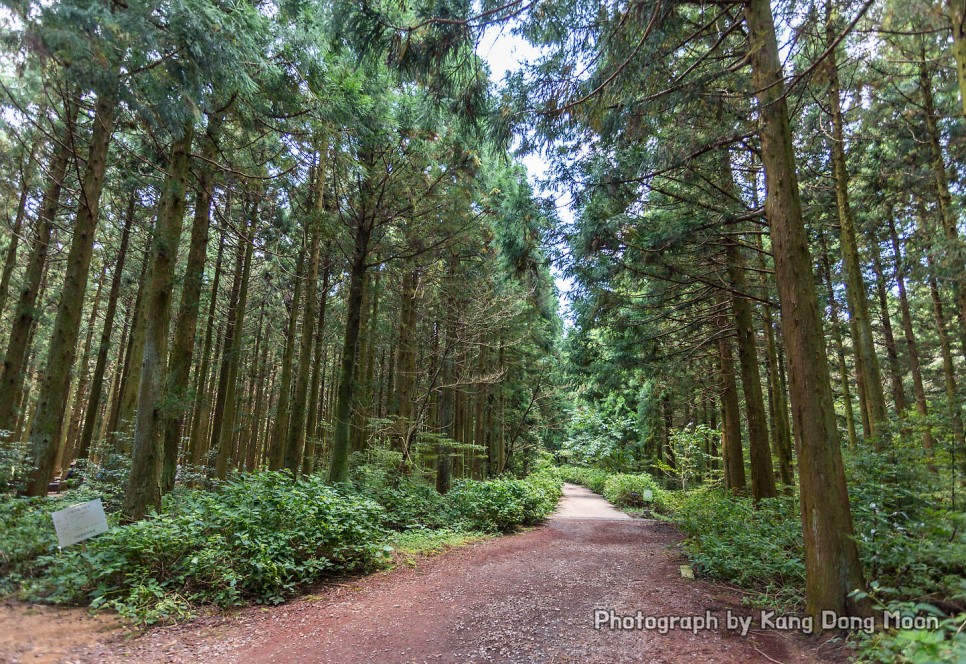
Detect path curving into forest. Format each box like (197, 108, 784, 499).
(75, 484, 841, 663)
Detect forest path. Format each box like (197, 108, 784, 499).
(76, 484, 840, 664)
(552, 482, 632, 520)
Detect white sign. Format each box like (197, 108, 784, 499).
(641, 489, 653, 502)
(51, 498, 109, 548)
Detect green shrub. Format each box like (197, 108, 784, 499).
(448, 471, 561, 532)
(602, 473, 660, 507)
(0, 437, 29, 493)
(845, 449, 966, 602)
(372, 479, 452, 531)
(0, 491, 105, 594)
(521, 468, 564, 519)
(25, 472, 390, 624)
(556, 465, 610, 493)
(672, 489, 806, 609)
(5, 469, 562, 624)
(849, 583, 966, 663)
(671, 480, 966, 659)
(558, 467, 672, 513)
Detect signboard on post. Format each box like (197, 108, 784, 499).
(50, 498, 109, 548)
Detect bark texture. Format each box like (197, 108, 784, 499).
(745, 0, 867, 619)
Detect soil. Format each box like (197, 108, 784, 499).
(0, 598, 120, 664)
(0, 484, 848, 663)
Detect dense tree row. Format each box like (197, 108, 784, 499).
(0, 0, 561, 521)
(3, 0, 963, 629)
(429, 0, 964, 620)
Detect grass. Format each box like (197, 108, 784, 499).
(387, 529, 495, 566)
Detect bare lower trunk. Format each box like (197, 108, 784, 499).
(436, 257, 458, 494)
(112, 246, 150, 445)
(26, 94, 115, 497)
(826, 21, 887, 443)
(62, 264, 107, 466)
(920, 60, 966, 360)
(726, 240, 776, 500)
(268, 245, 306, 469)
(0, 140, 39, 322)
(213, 202, 255, 479)
(78, 190, 135, 459)
(888, 216, 934, 458)
(819, 230, 859, 449)
(188, 226, 226, 466)
(393, 263, 419, 455)
(718, 325, 745, 493)
(918, 208, 966, 461)
(756, 235, 793, 485)
(0, 107, 74, 435)
(303, 248, 331, 475)
(328, 216, 371, 483)
(123, 126, 194, 520)
(745, 0, 867, 618)
(927, 259, 966, 457)
(284, 172, 323, 474)
(868, 235, 906, 414)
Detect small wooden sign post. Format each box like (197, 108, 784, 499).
(50, 498, 109, 548)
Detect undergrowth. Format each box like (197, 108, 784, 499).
(1, 467, 562, 626)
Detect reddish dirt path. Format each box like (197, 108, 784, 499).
(58, 484, 843, 663)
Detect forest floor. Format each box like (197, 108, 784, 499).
(2, 484, 848, 663)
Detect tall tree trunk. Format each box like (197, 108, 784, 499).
(948, 0, 966, 119)
(207, 197, 243, 468)
(268, 244, 306, 469)
(100, 287, 134, 449)
(351, 271, 381, 454)
(920, 59, 966, 359)
(112, 241, 151, 444)
(62, 262, 107, 467)
(0, 140, 40, 322)
(745, 0, 867, 619)
(283, 205, 322, 475)
(123, 125, 194, 520)
(662, 391, 675, 471)
(888, 215, 935, 457)
(726, 239, 777, 499)
(302, 248, 331, 475)
(826, 19, 888, 443)
(718, 328, 746, 493)
(436, 259, 458, 494)
(247, 303, 271, 470)
(17, 254, 53, 436)
(0, 108, 74, 435)
(819, 230, 860, 449)
(26, 94, 115, 497)
(188, 225, 226, 465)
(473, 340, 486, 478)
(78, 190, 135, 459)
(926, 254, 966, 459)
(213, 201, 255, 479)
(393, 261, 420, 457)
(328, 213, 371, 483)
(160, 117, 221, 493)
(868, 233, 906, 414)
(918, 208, 966, 461)
(238, 304, 265, 470)
(349, 280, 372, 455)
(755, 235, 793, 485)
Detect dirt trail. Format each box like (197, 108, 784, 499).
(552, 483, 631, 520)
(10, 484, 844, 663)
